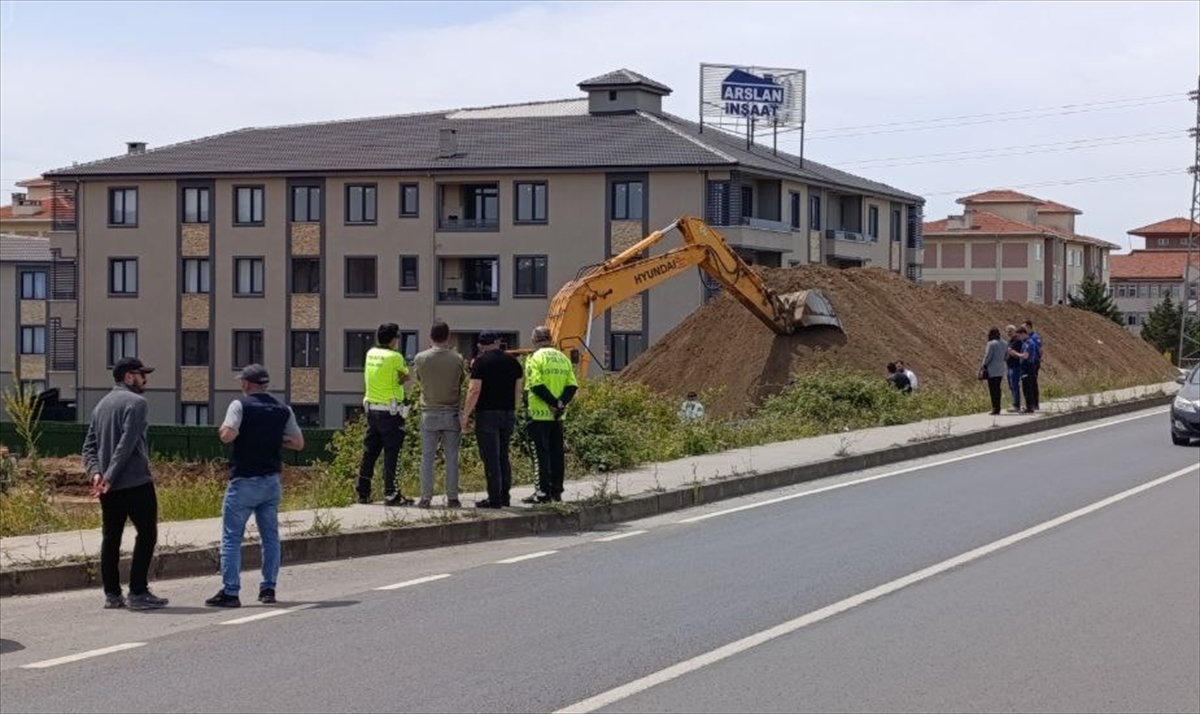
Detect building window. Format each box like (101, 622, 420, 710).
(20, 326, 46, 355)
(291, 258, 320, 294)
(233, 330, 263, 368)
(1158, 238, 1170, 246)
(346, 184, 378, 224)
(234, 186, 265, 225)
(292, 185, 321, 222)
(1034, 280, 1044, 300)
(108, 330, 137, 366)
(789, 192, 801, 230)
(515, 182, 548, 223)
(235, 258, 265, 296)
(345, 257, 377, 297)
(344, 331, 376, 371)
(867, 206, 880, 239)
(1116, 283, 1128, 298)
(464, 184, 500, 226)
(400, 183, 419, 217)
(181, 404, 210, 426)
(20, 271, 47, 300)
(291, 331, 321, 368)
(707, 181, 732, 226)
(609, 331, 644, 371)
(183, 258, 210, 294)
(514, 256, 548, 297)
(181, 331, 210, 366)
(1035, 244, 1044, 262)
(182, 187, 210, 224)
(109, 188, 137, 226)
(292, 405, 321, 428)
(400, 330, 418, 362)
(20, 380, 46, 396)
(740, 186, 754, 219)
(438, 257, 499, 302)
(809, 194, 822, 232)
(400, 255, 419, 290)
(611, 180, 644, 221)
(891, 208, 902, 243)
(109, 258, 138, 295)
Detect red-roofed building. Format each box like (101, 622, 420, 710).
(922, 190, 1118, 305)
(1110, 217, 1200, 333)
(0, 178, 77, 237)
(1127, 217, 1200, 251)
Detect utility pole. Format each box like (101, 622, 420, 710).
(1178, 76, 1200, 369)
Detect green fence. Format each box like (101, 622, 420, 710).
(0, 421, 336, 466)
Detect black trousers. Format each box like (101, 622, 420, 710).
(358, 411, 405, 498)
(528, 420, 566, 499)
(475, 410, 515, 505)
(1024, 364, 1041, 410)
(99, 482, 158, 596)
(987, 376, 1003, 414)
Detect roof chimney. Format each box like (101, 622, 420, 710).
(438, 128, 458, 158)
(126, 141, 147, 155)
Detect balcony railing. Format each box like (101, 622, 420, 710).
(826, 229, 877, 243)
(707, 215, 792, 233)
(437, 289, 500, 303)
(437, 217, 500, 231)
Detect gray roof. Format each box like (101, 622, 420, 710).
(577, 69, 673, 95)
(0, 234, 51, 263)
(43, 96, 922, 203)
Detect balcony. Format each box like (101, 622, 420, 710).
(437, 288, 500, 303)
(437, 217, 500, 231)
(437, 183, 500, 232)
(824, 229, 878, 262)
(712, 217, 795, 254)
(437, 257, 499, 304)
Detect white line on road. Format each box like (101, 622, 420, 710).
(219, 603, 316, 626)
(559, 463, 1198, 714)
(21, 642, 146, 669)
(374, 573, 452, 591)
(678, 409, 1166, 525)
(594, 530, 649, 543)
(496, 550, 558, 564)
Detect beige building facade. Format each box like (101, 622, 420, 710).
(922, 190, 1117, 304)
(38, 70, 924, 427)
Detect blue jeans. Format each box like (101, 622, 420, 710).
(1007, 366, 1023, 409)
(221, 475, 282, 596)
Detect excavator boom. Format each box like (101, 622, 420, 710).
(532, 216, 843, 373)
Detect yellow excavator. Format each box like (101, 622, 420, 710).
(521, 215, 843, 375)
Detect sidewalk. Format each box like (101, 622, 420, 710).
(0, 381, 1177, 577)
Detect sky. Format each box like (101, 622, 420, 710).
(1, 0, 1196, 251)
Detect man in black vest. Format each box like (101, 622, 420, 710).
(206, 365, 304, 608)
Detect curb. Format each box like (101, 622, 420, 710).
(0, 394, 1170, 598)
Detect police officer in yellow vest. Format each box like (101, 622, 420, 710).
(357, 323, 414, 507)
(522, 326, 578, 504)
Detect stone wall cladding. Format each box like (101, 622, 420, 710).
(181, 225, 210, 257)
(290, 368, 320, 403)
(18, 356, 46, 380)
(291, 223, 321, 256)
(19, 300, 45, 325)
(180, 295, 209, 329)
(290, 294, 320, 330)
(610, 220, 645, 254)
(611, 297, 643, 331)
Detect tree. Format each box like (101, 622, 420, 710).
(1141, 293, 1181, 361)
(1068, 272, 1123, 325)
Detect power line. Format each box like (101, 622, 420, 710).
(921, 168, 1186, 197)
(773, 95, 1183, 141)
(838, 130, 1185, 168)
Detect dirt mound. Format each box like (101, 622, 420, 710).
(622, 266, 1176, 416)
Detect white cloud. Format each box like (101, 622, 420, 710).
(1, 0, 1195, 249)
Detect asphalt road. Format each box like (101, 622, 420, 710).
(1, 407, 1197, 714)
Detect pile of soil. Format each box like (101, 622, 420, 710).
(622, 266, 1177, 416)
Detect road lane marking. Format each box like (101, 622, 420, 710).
(678, 409, 1166, 524)
(374, 573, 452, 591)
(219, 603, 315, 625)
(496, 550, 558, 564)
(21, 642, 146, 669)
(560, 463, 1198, 714)
(594, 530, 649, 543)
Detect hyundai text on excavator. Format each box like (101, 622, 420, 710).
(521, 215, 843, 375)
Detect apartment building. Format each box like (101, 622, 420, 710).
(34, 69, 924, 428)
(922, 190, 1118, 304)
(1110, 217, 1200, 334)
(1, 234, 53, 396)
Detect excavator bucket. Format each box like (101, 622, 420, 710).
(778, 289, 844, 332)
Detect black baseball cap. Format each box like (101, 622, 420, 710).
(237, 364, 270, 385)
(113, 357, 154, 381)
(478, 331, 499, 345)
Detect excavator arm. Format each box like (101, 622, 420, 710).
(539, 216, 842, 375)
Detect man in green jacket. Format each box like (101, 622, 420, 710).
(522, 326, 578, 504)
